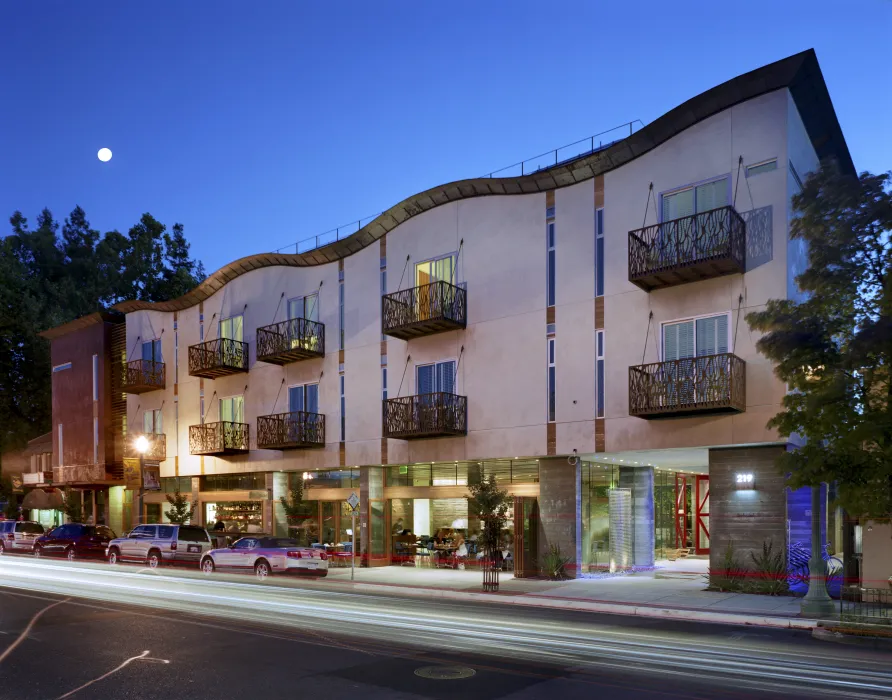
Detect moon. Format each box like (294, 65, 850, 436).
(97, 148, 112, 162)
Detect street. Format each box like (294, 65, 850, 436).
(1, 556, 891, 699)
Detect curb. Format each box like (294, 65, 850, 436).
(340, 580, 817, 630)
(813, 626, 892, 649)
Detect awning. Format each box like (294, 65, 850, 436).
(21, 489, 64, 511)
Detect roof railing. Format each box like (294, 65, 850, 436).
(273, 119, 644, 256)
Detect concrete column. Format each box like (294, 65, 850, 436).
(619, 466, 655, 568)
(271, 472, 289, 537)
(538, 457, 581, 578)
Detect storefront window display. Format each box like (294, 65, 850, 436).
(581, 463, 618, 571)
(206, 501, 263, 534)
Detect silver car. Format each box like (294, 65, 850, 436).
(0, 520, 44, 554)
(200, 536, 329, 581)
(106, 524, 212, 568)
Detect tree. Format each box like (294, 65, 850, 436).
(468, 475, 511, 584)
(61, 487, 84, 524)
(279, 477, 306, 538)
(164, 489, 196, 524)
(746, 164, 892, 518)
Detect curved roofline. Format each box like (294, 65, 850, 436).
(115, 49, 852, 314)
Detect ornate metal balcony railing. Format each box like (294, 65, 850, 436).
(123, 433, 167, 462)
(383, 393, 468, 439)
(121, 359, 166, 393)
(53, 465, 119, 484)
(189, 421, 250, 455)
(629, 353, 746, 419)
(188, 338, 249, 379)
(256, 411, 325, 450)
(628, 206, 746, 292)
(256, 318, 325, 365)
(382, 281, 467, 340)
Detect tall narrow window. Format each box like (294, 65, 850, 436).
(380, 269, 387, 341)
(219, 396, 244, 424)
(92, 354, 99, 401)
(339, 279, 345, 350)
(288, 383, 319, 414)
(382, 367, 387, 400)
(595, 209, 604, 297)
(339, 375, 346, 441)
(546, 222, 556, 306)
(596, 331, 605, 418)
(547, 338, 556, 422)
(58, 424, 63, 467)
(93, 417, 99, 464)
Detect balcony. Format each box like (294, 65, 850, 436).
(256, 411, 325, 450)
(123, 433, 167, 462)
(53, 465, 117, 484)
(188, 338, 249, 379)
(121, 359, 166, 393)
(383, 393, 468, 440)
(189, 421, 250, 455)
(22, 472, 52, 486)
(628, 206, 746, 292)
(256, 318, 325, 365)
(629, 353, 746, 419)
(382, 281, 467, 340)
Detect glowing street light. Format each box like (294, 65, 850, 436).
(134, 435, 149, 454)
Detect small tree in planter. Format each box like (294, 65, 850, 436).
(468, 475, 511, 592)
(279, 476, 305, 541)
(164, 490, 196, 525)
(61, 487, 83, 524)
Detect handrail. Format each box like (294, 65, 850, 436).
(188, 337, 249, 374)
(256, 317, 325, 361)
(382, 280, 467, 333)
(189, 421, 250, 454)
(257, 411, 325, 449)
(274, 120, 643, 255)
(122, 359, 166, 389)
(383, 392, 468, 439)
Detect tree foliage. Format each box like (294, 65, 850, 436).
(61, 486, 84, 524)
(746, 164, 892, 517)
(0, 207, 205, 452)
(164, 489, 196, 525)
(468, 475, 511, 556)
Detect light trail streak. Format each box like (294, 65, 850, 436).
(2, 557, 891, 698)
(0, 596, 70, 664)
(56, 650, 170, 699)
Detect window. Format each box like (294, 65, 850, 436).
(547, 338, 556, 422)
(662, 177, 729, 221)
(382, 367, 387, 401)
(199, 473, 265, 491)
(746, 159, 777, 177)
(143, 409, 163, 434)
(57, 424, 63, 467)
(595, 209, 604, 297)
(233, 538, 258, 550)
(219, 315, 243, 342)
(339, 374, 345, 441)
(596, 331, 605, 418)
(417, 360, 455, 395)
(93, 417, 99, 464)
(157, 525, 175, 538)
(415, 254, 455, 287)
(662, 313, 729, 360)
(339, 280, 345, 350)
(288, 383, 319, 414)
(142, 338, 162, 363)
(178, 526, 209, 543)
(288, 293, 318, 322)
(130, 525, 155, 538)
(52, 362, 72, 373)
(220, 395, 244, 424)
(380, 269, 387, 341)
(92, 354, 99, 401)
(546, 222, 556, 306)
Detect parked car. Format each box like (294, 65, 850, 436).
(33, 523, 116, 561)
(106, 524, 213, 568)
(0, 520, 45, 554)
(200, 536, 329, 580)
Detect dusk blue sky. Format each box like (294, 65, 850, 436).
(2, 1, 889, 275)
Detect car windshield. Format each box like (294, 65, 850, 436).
(178, 526, 209, 543)
(15, 522, 43, 534)
(258, 537, 299, 549)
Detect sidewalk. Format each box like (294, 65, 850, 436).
(324, 559, 813, 629)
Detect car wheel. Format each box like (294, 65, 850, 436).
(33, 545, 42, 558)
(0, 542, 5, 555)
(201, 557, 215, 575)
(147, 550, 162, 569)
(108, 547, 120, 565)
(66, 546, 76, 562)
(254, 559, 271, 581)
(317, 571, 328, 578)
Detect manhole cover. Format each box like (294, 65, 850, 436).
(414, 665, 476, 680)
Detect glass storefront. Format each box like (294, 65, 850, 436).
(581, 463, 618, 571)
(205, 501, 263, 533)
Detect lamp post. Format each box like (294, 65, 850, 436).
(801, 483, 836, 618)
(134, 435, 149, 527)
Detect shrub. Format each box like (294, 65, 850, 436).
(707, 539, 747, 592)
(746, 539, 789, 596)
(541, 544, 572, 580)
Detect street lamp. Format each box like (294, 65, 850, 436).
(134, 436, 149, 527)
(801, 483, 836, 618)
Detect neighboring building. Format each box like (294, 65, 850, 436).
(43, 50, 855, 577)
(37, 311, 129, 533)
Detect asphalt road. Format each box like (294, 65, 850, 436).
(1, 555, 890, 699)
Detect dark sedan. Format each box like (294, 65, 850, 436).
(33, 523, 117, 561)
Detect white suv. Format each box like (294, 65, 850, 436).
(0, 520, 45, 554)
(106, 524, 212, 568)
